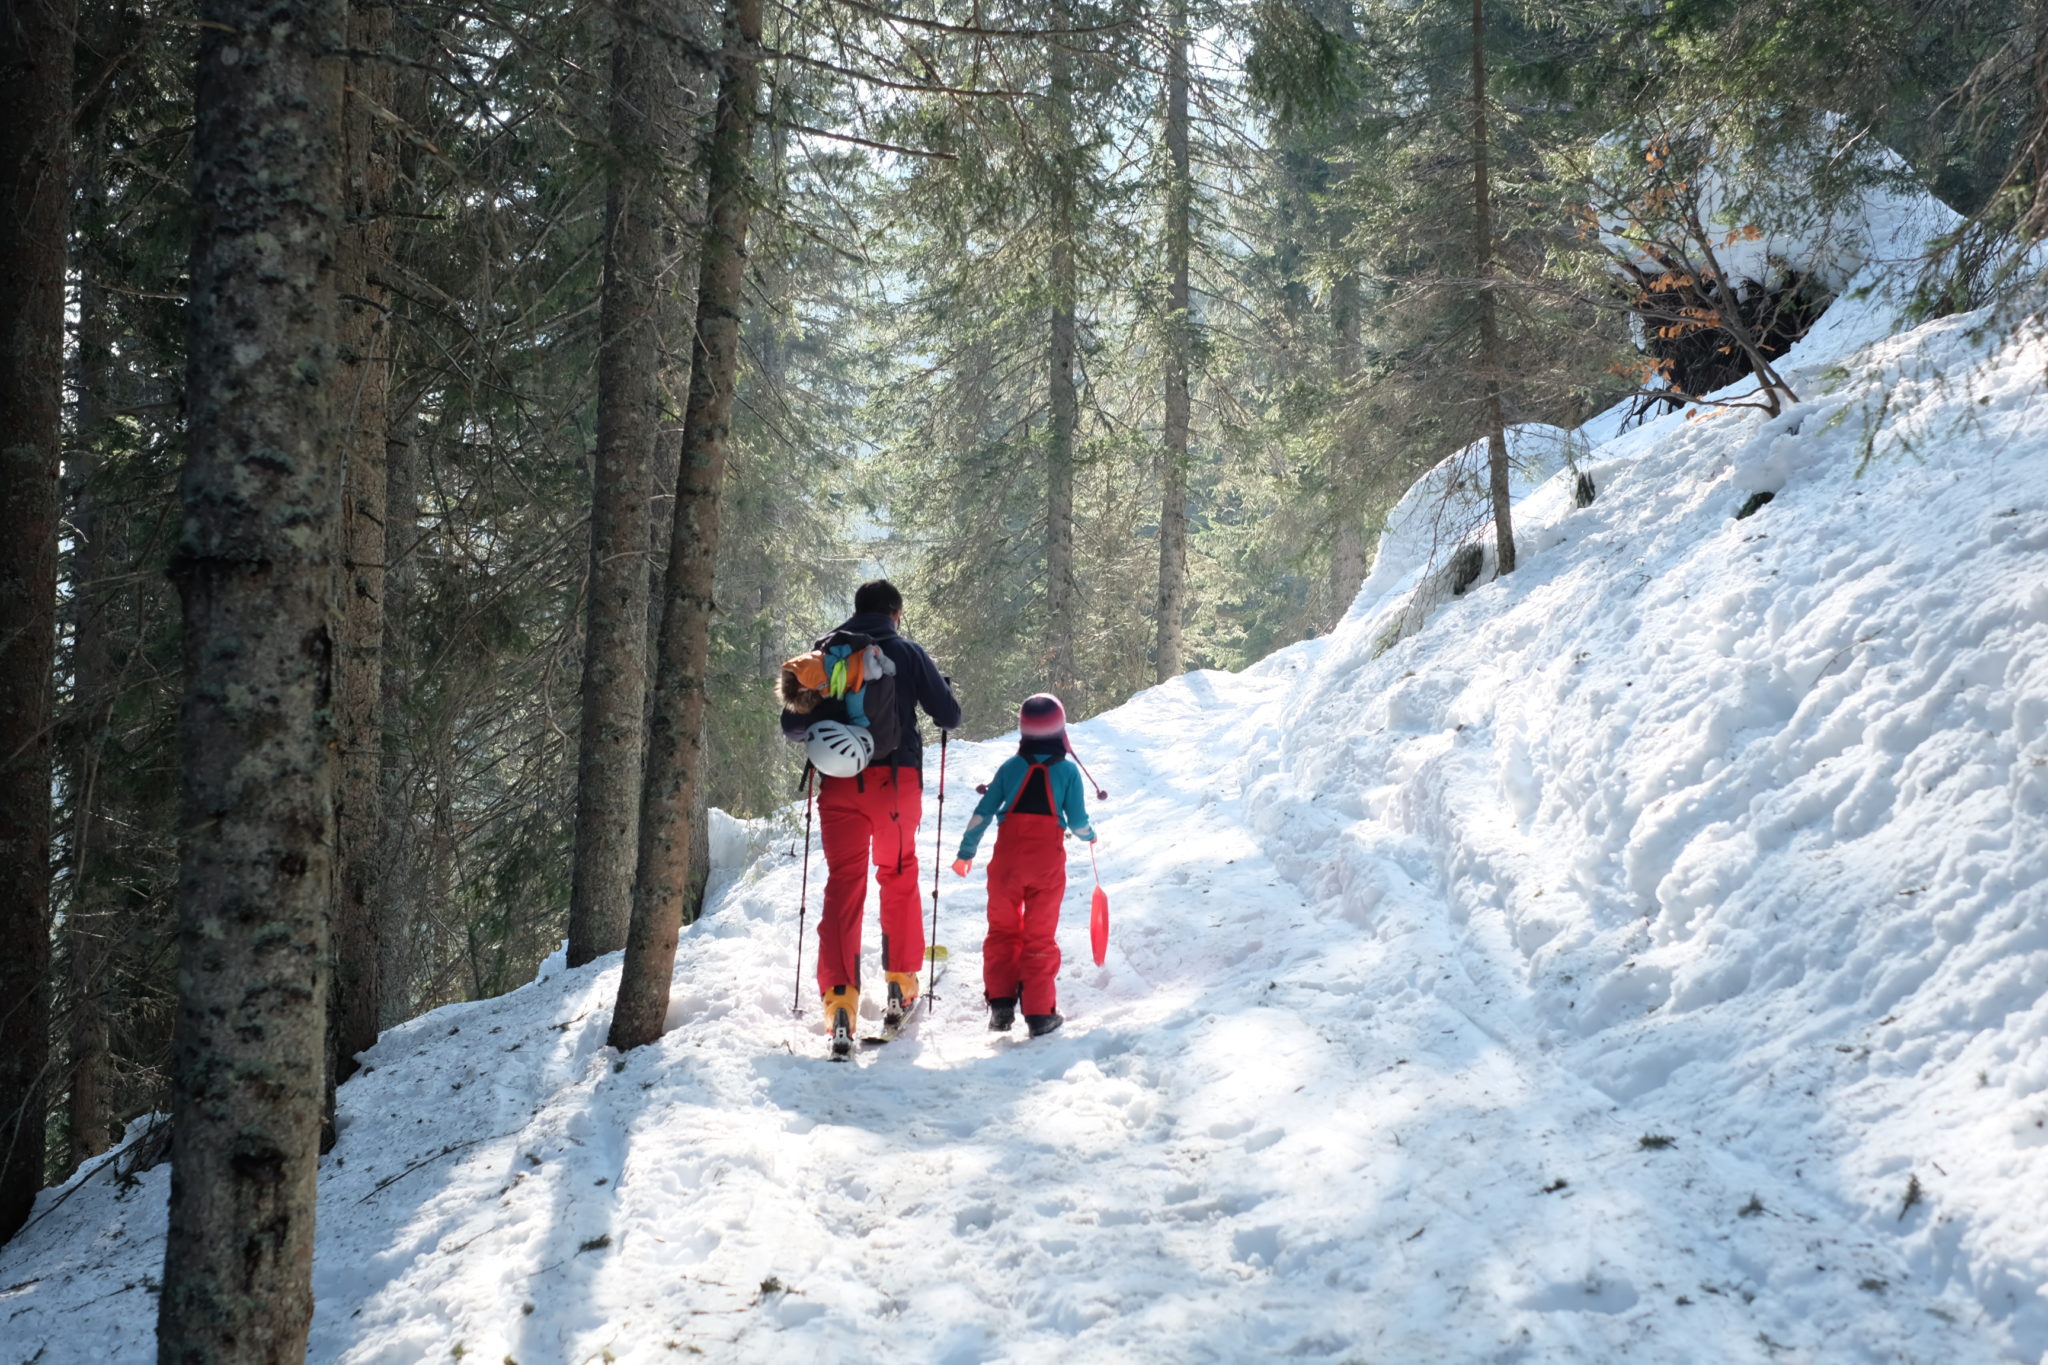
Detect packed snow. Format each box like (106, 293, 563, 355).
(5, 282, 2047, 1363)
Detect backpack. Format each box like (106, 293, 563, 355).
(777, 629, 902, 770)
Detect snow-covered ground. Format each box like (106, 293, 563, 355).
(6, 286, 2047, 1363)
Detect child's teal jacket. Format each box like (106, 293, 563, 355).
(955, 754, 1096, 860)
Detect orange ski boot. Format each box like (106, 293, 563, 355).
(883, 971, 920, 1030)
(822, 985, 859, 1060)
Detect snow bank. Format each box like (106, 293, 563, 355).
(1346, 423, 1587, 635)
(707, 806, 767, 876)
(1258, 295, 2048, 1354)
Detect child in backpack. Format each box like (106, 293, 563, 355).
(950, 693, 1096, 1037)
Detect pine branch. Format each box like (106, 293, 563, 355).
(774, 118, 958, 159)
(765, 46, 1034, 98)
(819, 0, 1135, 39)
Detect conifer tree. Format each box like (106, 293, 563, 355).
(1251, 0, 1619, 587)
(1468, 0, 1514, 572)
(1156, 0, 1194, 680)
(0, 0, 74, 1245)
(568, 0, 669, 968)
(612, 0, 766, 1051)
(158, 0, 341, 1349)
(62, 127, 122, 1173)
(1047, 13, 1082, 695)
(331, 0, 400, 1113)
(865, 0, 1147, 723)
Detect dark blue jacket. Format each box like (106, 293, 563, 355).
(830, 611, 960, 772)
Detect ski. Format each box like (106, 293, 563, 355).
(862, 991, 932, 1047)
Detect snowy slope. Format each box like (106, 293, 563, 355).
(4, 296, 2046, 1364)
(1252, 297, 2048, 1356)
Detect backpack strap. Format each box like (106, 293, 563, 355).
(1003, 763, 1051, 816)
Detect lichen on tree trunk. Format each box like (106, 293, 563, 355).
(157, 0, 342, 1350)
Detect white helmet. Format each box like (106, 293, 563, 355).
(806, 720, 874, 778)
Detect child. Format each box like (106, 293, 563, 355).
(951, 693, 1096, 1036)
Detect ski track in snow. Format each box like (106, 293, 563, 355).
(6, 302, 2048, 1364)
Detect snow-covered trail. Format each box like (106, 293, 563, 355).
(4, 654, 2008, 1364)
(10, 284, 2048, 1363)
(331, 662, 2014, 1365)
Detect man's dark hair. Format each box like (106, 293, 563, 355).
(853, 579, 903, 615)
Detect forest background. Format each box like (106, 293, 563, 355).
(3, 0, 2047, 1337)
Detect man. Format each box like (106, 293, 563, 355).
(801, 580, 959, 1041)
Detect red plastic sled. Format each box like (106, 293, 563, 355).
(1088, 843, 1109, 966)
(1090, 886, 1109, 965)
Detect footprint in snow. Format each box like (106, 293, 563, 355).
(1232, 1224, 1283, 1268)
(1518, 1276, 1640, 1315)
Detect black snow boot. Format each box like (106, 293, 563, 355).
(1025, 1012, 1064, 1038)
(986, 997, 1016, 1032)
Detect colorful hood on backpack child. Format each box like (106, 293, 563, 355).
(779, 642, 890, 714)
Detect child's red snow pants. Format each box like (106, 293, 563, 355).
(982, 810, 1065, 1015)
(816, 768, 924, 995)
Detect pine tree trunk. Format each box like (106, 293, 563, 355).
(0, 0, 74, 1246)
(1471, 0, 1514, 576)
(1046, 24, 1080, 699)
(64, 225, 120, 1175)
(609, 0, 762, 1051)
(1326, 267, 1366, 618)
(372, 42, 431, 1029)
(331, 0, 396, 1101)
(375, 406, 418, 1028)
(1155, 0, 1191, 683)
(568, 0, 663, 968)
(158, 0, 341, 1349)
(650, 402, 710, 928)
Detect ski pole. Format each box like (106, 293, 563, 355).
(791, 766, 814, 1017)
(928, 730, 948, 1008)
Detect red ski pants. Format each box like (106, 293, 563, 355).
(982, 810, 1066, 1015)
(815, 768, 924, 995)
